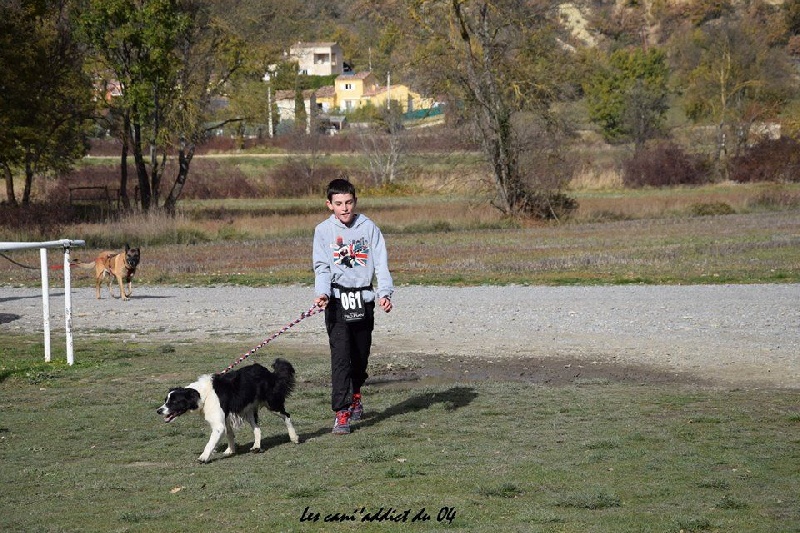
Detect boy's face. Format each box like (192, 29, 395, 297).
(327, 193, 357, 226)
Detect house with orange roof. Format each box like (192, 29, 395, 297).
(268, 42, 436, 129)
(334, 71, 433, 114)
(335, 72, 380, 112)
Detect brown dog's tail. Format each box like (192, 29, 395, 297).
(50, 260, 94, 270)
(68, 259, 97, 270)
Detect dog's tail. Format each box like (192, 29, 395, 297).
(271, 358, 296, 397)
(68, 259, 97, 270)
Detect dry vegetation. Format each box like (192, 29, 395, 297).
(2, 178, 799, 288)
(2, 133, 800, 287)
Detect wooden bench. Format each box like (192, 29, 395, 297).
(68, 186, 120, 210)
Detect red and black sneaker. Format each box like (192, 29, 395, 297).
(350, 393, 363, 421)
(332, 409, 351, 435)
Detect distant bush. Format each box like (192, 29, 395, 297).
(517, 191, 579, 220)
(747, 190, 800, 210)
(689, 202, 735, 216)
(47, 164, 120, 204)
(87, 138, 123, 156)
(622, 142, 707, 188)
(268, 161, 345, 197)
(787, 35, 800, 57)
(730, 138, 800, 183)
(50, 160, 261, 202)
(0, 203, 70, 240)
(181, 160, 261, 199)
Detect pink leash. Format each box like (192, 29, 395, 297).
(218, 305, 322, 374)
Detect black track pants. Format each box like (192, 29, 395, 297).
(326, 298, 375, 412)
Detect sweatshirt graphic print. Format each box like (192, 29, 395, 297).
(333, 236, 369, 268)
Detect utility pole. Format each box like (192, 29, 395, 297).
(264, 68, 275, 138)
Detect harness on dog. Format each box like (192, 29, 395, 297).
(217, 304, 322, 375)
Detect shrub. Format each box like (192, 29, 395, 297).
(47, 165, 120, 204)
(49, 159, 262, 204)
(622, 142, 707, 188)
(268, 160, 345, 197)
(787, 35, 800, 57)
(180, 160, 260, 199)
(689, 202, 735, 217)
(516, 191, 579, 220)
(747, 190, 800, 210)
(0, 203, 70, 240)
(729, 137, 800, 183)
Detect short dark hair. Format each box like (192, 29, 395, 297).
(326, 178, 356, 201)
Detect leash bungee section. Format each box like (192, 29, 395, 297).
(218, 304, 322, 374)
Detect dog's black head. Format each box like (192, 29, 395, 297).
(124, 244, 141, 270)
(156, 387, 201, 423)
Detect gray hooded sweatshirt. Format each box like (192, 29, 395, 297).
(313, 213, 394, 303)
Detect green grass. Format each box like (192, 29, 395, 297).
(1, 335, 798, 532)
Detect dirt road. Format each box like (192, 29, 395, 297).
(2, 284, 798, 388)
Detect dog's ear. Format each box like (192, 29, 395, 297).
(125, 243, 130, 252)
(187, 388, 201, 409)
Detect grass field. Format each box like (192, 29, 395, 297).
(1, 337, 798, 532)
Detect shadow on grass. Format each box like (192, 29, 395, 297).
(306, 386, 478, 441)
(215, 387, 478, 460)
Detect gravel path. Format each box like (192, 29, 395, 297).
(2, 284, 798, 388)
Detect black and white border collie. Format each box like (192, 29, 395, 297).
(156, 359, 300, 463)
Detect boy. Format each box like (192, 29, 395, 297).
(313, 178, 394, 435)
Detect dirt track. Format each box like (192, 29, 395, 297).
(1, 284, 798, 389)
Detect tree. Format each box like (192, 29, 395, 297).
(79, 0, 243, 213)
(162, 0, 246, 214)
(357, 102, 407, 186)
(294, 89, 308, 133)
(79, 0, 188, 211)
(671, 16, 796, 169)
(396, 0, 578, 218)
(584, 48, 670, 149)
(0, 0, 93, 206)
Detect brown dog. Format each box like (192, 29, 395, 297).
(73, 244, 140, 300)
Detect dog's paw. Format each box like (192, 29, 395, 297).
(197, 455, 211, 463)
(223, 447, 235, 456)
(250, 447, 263, 454)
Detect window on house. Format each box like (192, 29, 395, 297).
(344, 83, 353, 90)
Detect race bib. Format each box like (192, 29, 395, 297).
(340, 289, 366, 322)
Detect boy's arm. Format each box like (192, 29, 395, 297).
(313, 226, 332, 305)
(371, 225, 394, 301)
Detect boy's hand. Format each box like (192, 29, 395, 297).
(378, 297, 393, 313)
(315, 295, 329, 309)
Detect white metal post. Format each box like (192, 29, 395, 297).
(39, 248, 51, 362)
(0, 239, 85, 365)
(63, 246, 74, 365)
